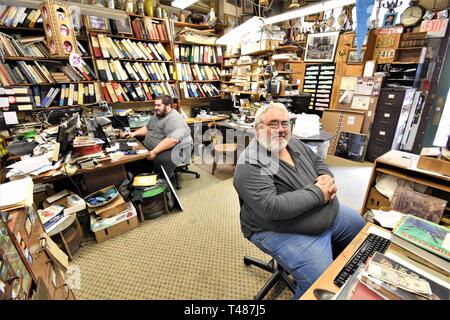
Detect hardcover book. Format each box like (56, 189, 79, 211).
(391, 187, 447, 224)
(393, 215, 450, 261)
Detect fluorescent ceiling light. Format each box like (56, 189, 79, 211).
(216, 16, 265, 45)
(0, 0, 128, 20)
(171, 0, 198, 9)
(264, 0, 356, 25)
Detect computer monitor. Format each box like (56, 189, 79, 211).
(47, 107, 82, 125)
(209, 98, 234, 113)
(109, 115, 130, 129)
(93, 124, 111, 148)
(291, 93, 312, 114)
(57, 114, 79, 154)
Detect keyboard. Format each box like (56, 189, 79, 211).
(333, 233, 391, 287)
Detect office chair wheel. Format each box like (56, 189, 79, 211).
(195, 173, 200, 178)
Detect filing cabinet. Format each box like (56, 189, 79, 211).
(366, 88, 416, 162)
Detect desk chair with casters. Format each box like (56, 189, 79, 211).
(244, 256, 297, 300)
(173, 162, 200, 189)
(207, 121, 238, 175)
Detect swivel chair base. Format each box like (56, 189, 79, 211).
(174, 164, 200, 189)
(244, 256, 296, 300)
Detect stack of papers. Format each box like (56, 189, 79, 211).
(6, 155, 60, 178)
(0, 177, 34, 211)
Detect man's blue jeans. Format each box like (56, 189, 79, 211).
(249, 204, 366, 299)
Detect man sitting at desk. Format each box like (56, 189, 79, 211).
(233, 103, 365, 299)
(122, 95, 192, 178)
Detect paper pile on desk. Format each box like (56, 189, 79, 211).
(0, 177, 33, 211)
(6, 155, 61, 178)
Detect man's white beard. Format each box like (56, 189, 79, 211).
(258, 131, 290, 153)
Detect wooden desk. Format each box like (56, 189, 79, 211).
(360, 150, 450, 224)
(32, 141, 149, 195)
(300, 223, 377, 300)
(184, 116, 227, 125)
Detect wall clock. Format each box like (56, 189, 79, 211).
(401, 0, 424, 27)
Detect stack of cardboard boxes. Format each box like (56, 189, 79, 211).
(88, 189, 139, 243)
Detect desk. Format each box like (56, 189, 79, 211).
(32, 141, 149, 195)
(185, 116, 227, 125)
(300, 221, 450, 300)
(300, 223, 376, 300)
(215, 120, 333, 158)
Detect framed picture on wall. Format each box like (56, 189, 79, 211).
(347, 49, 366, 64)
(85, 16, 110, 33)
(243, 0, 253, 14)
(304, 31, 339, 62)
(304, 11, 324, 22)
(382, 12, 397, 28)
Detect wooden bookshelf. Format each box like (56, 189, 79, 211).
(1, 10, 225, 112)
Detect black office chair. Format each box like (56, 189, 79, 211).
(173, 163, 200, 189)
(244, 256, 297, 300)
(172, 143, 200, 189)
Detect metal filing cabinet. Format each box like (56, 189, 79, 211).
(366, 88, 416, 162)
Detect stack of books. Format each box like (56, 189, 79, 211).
(344, 252, 450, 300)
(390, 215, 450, 276)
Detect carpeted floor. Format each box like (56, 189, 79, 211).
(71, 156, 373, 300)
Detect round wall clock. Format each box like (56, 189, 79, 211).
(401, 1, 424, 27)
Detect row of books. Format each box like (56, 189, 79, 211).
(0, 86, 34, 111)
(0, 34, 49, 58)
(131, 17, 171, 42)
(91, 34, 171, 61)
(174, 44, 224, 64)
(100, 81, 178, 103)
(95, 60, 174, 82)
(0, 5, 42, 28)
(175, 63, 221, 81)
(0, 33, 90, 59)
(0, 60, 96, 85)
(178, 82, 220, 99)
(31, 83, 101, 108)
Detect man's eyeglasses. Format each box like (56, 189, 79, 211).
(264, 120, 290, 129)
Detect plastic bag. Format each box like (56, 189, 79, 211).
(292, 113, 320, 137)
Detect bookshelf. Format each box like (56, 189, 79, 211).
(0, 6, 226, 115)
(0, 6, 102, 112)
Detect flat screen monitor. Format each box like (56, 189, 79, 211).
(57, 114, 79, 154)
(110, 115, 130, 129)
(209, 98, 234, 113)
(47, 107, 82, 125)
(291, 93, 312, 114)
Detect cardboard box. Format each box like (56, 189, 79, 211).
(416, 148, 450, 176)
(241, 39, 279, 55)
(44, 190, 86, 216)
(366, 187, 390, 210)
(92, 195, 126, 219)
(90, 202, 139, 243)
